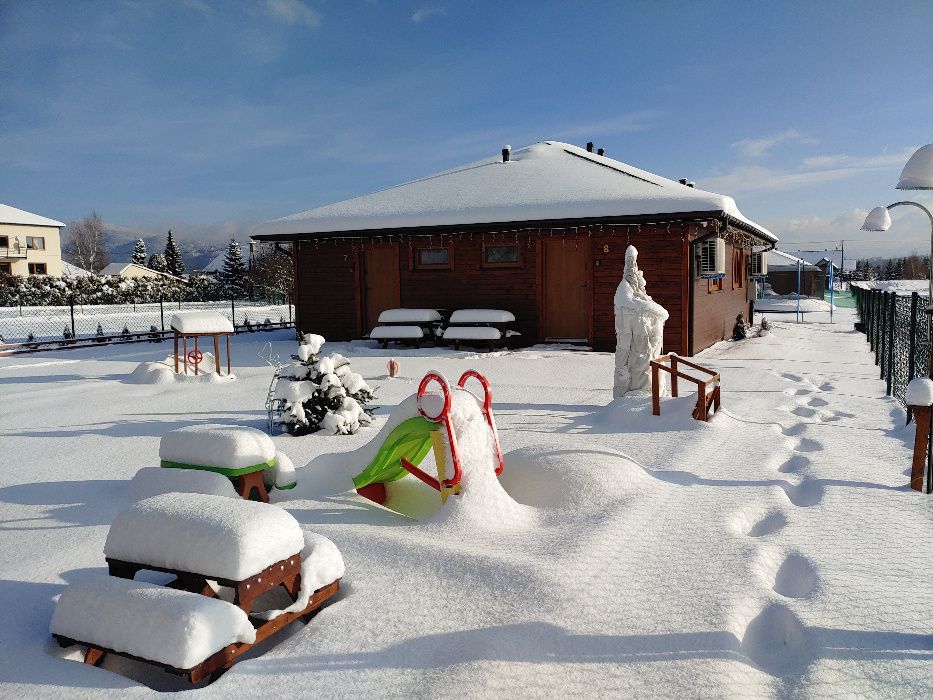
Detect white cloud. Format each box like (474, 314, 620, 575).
(701, 146, 921, 195)
(553, 111, 661, 139)
(264, 0, 321, 29)
(411, 6, 445, 23)
(732, 129, 816, 158)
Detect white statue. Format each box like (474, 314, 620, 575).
(613, 246, 669, 398)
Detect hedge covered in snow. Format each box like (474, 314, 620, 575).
(0, 273, 228, 307)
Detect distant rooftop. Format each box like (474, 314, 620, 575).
(253, 140, 775, 242)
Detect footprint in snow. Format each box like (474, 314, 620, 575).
(807, 397, 829, 408)
(772, 553, 820, 599)
(778, 455, 810, 474)
(780, 479, 824, 507)
(793, 437, 823, 453)
(791, 406, 819, 418)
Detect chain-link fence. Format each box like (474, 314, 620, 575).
(854, 284, 931, 491)
(0, 295, 294, 353)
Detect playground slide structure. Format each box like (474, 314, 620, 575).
(352, 370, 504, 507)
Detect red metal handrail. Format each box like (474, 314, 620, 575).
(415, 371, 462, 489)
(457, 370, 505, 476)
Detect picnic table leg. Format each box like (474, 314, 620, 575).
(670, 356, 679, 397)
(234, 471, 269, 504)
(84, 647, 106, 667)
(651, 363, 660, 416)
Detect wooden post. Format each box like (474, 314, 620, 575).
(226, 335, 231, 375)
(183, 335, 188, 375)
(909, 405, 931, 492)
(670, 355, 679, 397)
(214, 335, 221, 374)
(651, 361, 660, 416)
(174, 332, 179, 374)
(194, 337, 200, 376)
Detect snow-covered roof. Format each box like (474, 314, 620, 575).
(0, 203, 65, 227)
(252, 141, 776, 242)
(60, 261, 93, 277)
(99, 262, 177, 278)
(768, 249, 821, 271)
(201, 250, 226, 273)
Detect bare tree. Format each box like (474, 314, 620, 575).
(248, 242, 293, 301)
(65, 212, 109, 272)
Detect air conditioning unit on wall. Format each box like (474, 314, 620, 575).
(751, 251, 768, 276)
(698, 238, 726, 276)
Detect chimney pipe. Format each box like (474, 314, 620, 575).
(586, 142, 594, 152)
(502, 145, 511, 162)
(679, 178, 688, 185)
(687, 181, 695, 188)
(597, 148, 604, 156)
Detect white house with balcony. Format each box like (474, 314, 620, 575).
(0, 203, 65, 277)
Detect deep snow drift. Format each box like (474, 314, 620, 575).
(1, 312, 931, 698)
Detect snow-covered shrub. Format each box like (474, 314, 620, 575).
(276, 333, 375, 436)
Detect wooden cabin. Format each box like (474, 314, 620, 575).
(253, 141, 777, 355)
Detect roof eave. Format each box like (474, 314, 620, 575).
(252, 210, 768, 243)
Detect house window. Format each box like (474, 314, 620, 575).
(28, 262, 47, 275)
(413, 245, 453, 270)
(0, 235, 8, 248)
(0, 262, 11, 275)
(732, 249, 744, 289)
(26, 236, 45, 250)
(482, 244, 521, 268)
(707, 276, 723, 293)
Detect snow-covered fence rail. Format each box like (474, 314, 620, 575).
(0, 296, 294, 353)
(853, 286, 928, 415)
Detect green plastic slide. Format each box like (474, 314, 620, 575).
(352, 416, 439, 489)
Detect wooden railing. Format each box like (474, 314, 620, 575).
(650, 354, 721, 422)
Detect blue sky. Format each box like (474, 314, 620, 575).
(1, 0, 931, 259)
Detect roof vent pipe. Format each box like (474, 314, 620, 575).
(597, 148, 604, 156)
(679, 178, 688, 185)
(502, 145, 511, 162)
(586, 142, 594, 152)
(686, 181, 695, 188)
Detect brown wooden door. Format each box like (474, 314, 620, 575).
(543, 239, 591, 340)
(362, 246, 400, 334)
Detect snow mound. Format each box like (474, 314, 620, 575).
(127, 354, 235, 384)
(424, 386, 536, 530)
(50, 574, 255, 670)
(128, 467, 238, 501)
(104, 492, 305, 581)
(254, 531, 345, 620)
(264, 451, 297, 490)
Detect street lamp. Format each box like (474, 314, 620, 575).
(861, 144, 933, 375)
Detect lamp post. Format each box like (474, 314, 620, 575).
(861, 144, 933, 376)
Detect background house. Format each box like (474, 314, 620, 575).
(98, 262, 177, 280)
(0, 203, 65, 277)
(253, 141, 777, 354)
(765, 250, 824, 296)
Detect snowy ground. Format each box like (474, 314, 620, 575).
(1, 308, 932, 698)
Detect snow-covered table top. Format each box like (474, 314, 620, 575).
(160, 424, 276, 474)
(448, 309, 515, 324)
(169, 311, 234, 335)
(104, 492, 306, 581)
(51, 575, 256, 670)
(370, 325, 424, 339)
(443, 326, 502, 340)
(377, 308, 442, 323)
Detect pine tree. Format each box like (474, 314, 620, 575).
(148, 253, 167, 272)
(276, 334, 375, 435)
(131, 238, 147, 266)
(163, 230, 184, 277)
(219, 239, 248, 298)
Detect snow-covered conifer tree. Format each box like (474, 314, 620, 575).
(219, 239, 248, 298)
(276, 334, 375, 435)
(163, 230, 184, 277)
(131, 239, 147, 266)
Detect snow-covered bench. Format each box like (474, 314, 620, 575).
(54, 493, 344, 684)
(442, 309, 520, 350)
(159, 424, 296, 502)
(369, 308, 443, 348)
(51, 576, 256, 684)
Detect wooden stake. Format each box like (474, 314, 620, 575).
(909, 405, 931, 492)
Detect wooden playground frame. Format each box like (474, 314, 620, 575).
(650, 354, 721, 422)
